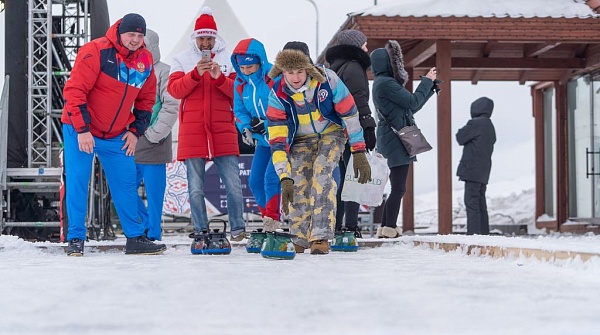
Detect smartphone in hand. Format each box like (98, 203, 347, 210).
(201, 50, 211, 61)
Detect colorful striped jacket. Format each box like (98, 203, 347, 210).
(266, 67, 366, 180)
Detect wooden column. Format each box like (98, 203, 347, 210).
(532, 87, 546, 221)
(402, 74, 415, 233)
(436, 40, 453, 234)
(555, 83, 569, 229)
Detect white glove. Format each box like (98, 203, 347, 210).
(242, 128, 255, 147)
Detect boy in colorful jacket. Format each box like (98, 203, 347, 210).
(266, 42, 371, 255)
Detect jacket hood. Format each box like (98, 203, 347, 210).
(188, 31, 227, 55)
(385, 40, 408, 86)
(144, 29, 160, 64)
(471, 97, 494, 118)
(370, 48, 393, 78)
(268, 49, 326, 83)
(231, 38, 273, 83)
(325, 44, 371, 71)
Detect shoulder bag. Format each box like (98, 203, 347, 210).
(377, 109, 432, 157)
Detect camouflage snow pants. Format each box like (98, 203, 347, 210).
(288, 130, 346, 248)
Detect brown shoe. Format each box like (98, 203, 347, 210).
(294, 244, 306, 253)
(310, 240, 329, 255)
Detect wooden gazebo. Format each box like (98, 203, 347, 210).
(319, 0, 600, 234)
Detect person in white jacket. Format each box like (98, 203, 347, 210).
(134, 28, 180, 241)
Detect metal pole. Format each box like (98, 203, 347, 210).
(305, 0, 319, 55)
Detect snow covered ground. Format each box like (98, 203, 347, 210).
(3, 171, 600, 334)
(1, 231, 600, 335)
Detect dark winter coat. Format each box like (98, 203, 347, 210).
(370, 41, 434, 168)
(325, 44, 376, 129)
(456, 97, 496, 184)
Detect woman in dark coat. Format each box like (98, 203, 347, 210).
(326, 29, 376, 237)
(370, 40, 437, 238)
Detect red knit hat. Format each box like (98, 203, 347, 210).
(193, 6, 217, 38)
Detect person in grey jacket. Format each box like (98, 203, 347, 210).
(135, 29, 180, 241)
(456, 97, 496, 235)
(371, 40, 436, 238)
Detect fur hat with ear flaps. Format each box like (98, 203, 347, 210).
(385, 40, 409, 86)
(268, 49, 326, 83)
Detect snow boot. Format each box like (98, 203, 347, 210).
(262, 217, 282, 232)
(260, 231, 296, 260)
(66, 238, 85, 257)
(330, 229, 358, 252)
(310, 239, 330, 255)
(125, 236, 167, 255)
(381, 226, 402, 238)
(246, 229, 267, 253)
(376, 226, 384, 238)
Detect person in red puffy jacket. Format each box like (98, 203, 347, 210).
(167, 7, 246, 242)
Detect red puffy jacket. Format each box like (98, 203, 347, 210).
(61, 19, 156, 139)
(168, 46, 239, 161)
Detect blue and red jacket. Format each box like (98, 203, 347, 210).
(62, 19, 156, 139)
(231, 38, 273, 148)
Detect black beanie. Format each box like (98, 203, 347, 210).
(118, 13, 146, 35)
(283, 41, 310, 58)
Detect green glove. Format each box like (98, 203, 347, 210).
(352, 152, 372, 184)
(280, 178, 294, 215)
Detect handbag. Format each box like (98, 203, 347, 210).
(377, 109, 432, 156)
(341, 152, 389, 206)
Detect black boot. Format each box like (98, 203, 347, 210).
(125, 236, 167, 255)
(67, 238, 85, 257)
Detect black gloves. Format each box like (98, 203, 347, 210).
(363, 127, 376, 151)
(251, 117, 266, 135)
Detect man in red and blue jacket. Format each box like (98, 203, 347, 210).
(61, 13, 165, 256)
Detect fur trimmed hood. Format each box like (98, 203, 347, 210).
(385, 40, 409, 86)
(268, 49, 326, 83)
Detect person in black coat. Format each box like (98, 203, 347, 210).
(326, 29, 376, 237)
(456, 97, 496, 235)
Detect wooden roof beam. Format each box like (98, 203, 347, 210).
(524, 43, 561, 58)
(422, 57, 584, 69)
(559, 70, 574, 85)
(480, 41, 497, 57)
(471, 70, 483, 85)
(404, 40, 436, 68)
(518, 70, 530, 85)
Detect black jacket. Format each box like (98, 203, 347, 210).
(325, 44, 376, 129)
(456, 97, 496, 184)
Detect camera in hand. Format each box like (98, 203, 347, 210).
(420, 75, 443, 94)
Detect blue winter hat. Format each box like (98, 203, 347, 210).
(118, 13, 146, 35)
(236, 54, 260, 66)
